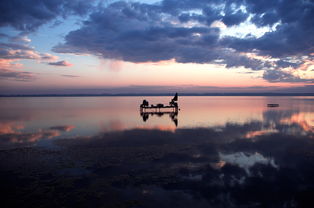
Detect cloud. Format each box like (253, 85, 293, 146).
(53, 1, 261, 69)
(0, 40, 58, 82)
(0, 42, 57, 61)
(48, 60, 72, 67)
(263, 70, 314, 83)
(0, 0, 94, 32)
(0, 68, 36, 81)
(1, 0, 312, 83)
(0, 58, 22, 69)
(0, 123, 75, 147)
(221, 10, 249, 27)
(219, 152, 278, 175)
(10, 35, 31, 43)
(0, 33, 9, 38)
(0, 121, 24, 134)
(61, 74, 79, 78)
(41, 53, 58, 61)
(0, 130, 60, 146)
(52, 1, 313, 75)
(2, 113, 314, 206)
(222, 0, 314, 58)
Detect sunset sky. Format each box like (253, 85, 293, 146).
(0, 0, 313, 94)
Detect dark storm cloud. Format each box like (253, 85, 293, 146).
(222, 1, 249, 27)
(0, 0, 94, 32)
(275, 59, 303, 69)
(224, 0, 314, 58)
(222, 10, 248, 26)
(1, 0, 312, 83)
(53, 5, 222, 63)
(53, 1, 264, 68)
(52, 0, 313, 75)
(222, 22, 314, 58)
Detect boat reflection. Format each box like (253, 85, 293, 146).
(0, 96, 313, 148)
(140, 93, 179, 126)
(1, 96, 314, 207)
(140, 111, 178, 126)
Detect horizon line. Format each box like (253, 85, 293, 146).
(1, 92, 314, 97)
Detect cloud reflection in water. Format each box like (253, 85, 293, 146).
(0, 123, 75, 148)
(0, 96, 313, 207)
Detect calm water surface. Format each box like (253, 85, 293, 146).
(0, 96, 314, 207)
(1, 96, 313, 147)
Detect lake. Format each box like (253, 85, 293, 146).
(0, 96, 314, 207)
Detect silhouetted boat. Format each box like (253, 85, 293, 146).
(140, 93, 179, 113)
(267, 104, 279, 107)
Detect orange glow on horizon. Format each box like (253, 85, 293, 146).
(1, 56, 309, 93)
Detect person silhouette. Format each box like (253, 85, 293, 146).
(141, 99, 149, 107)
(173, 93, 178, 101)
(169, 93, 178, 107)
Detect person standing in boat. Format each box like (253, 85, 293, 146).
(169, 93, 178, 107)
(173, 93, 178, 101)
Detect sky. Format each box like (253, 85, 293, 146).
(0, 0, 313, 94)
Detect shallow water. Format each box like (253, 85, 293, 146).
(0, 96, 313, 148)
(0, 96, 314, 207)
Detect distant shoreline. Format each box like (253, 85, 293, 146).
(1, 93, 314, 97)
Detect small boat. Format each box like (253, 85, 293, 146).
(267, 104, 279, 107)
(140, 93, 179, 113)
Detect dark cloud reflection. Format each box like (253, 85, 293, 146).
(1, 105, 314, 207)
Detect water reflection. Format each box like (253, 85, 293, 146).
(0, 96, 313, 138)
(140, 94, 179, 126)
(140, 111, 178, 126)
(0, 96, 313, 147)
(0, 123, 76, 148)
(0, 96, 314, 207)
(1, 118, 313, 207)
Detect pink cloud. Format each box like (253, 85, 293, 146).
(0, 56, 37, 81)
(40, 53, 58, 61)
(0, 42, 59, 78)
(0, 47, 57, 61)
(0, 68, 36, 82)
(0, 59, 22, 69)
